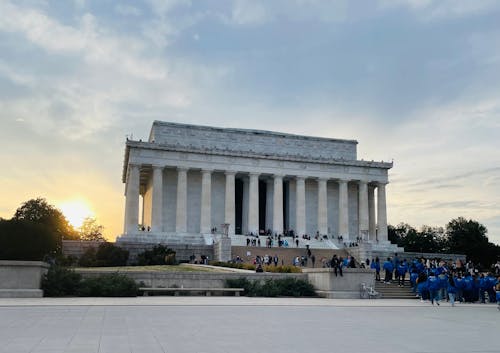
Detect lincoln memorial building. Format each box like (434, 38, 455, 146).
(118, 121, 392, 248)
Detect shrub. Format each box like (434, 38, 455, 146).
(78, 273, 138, 297)
(225, 277, 316, 297)
(136, 245, 176, 266)
(78, 247, 97, 267)
(95, 243, 129, 266)
(42, 266, 82, 297)
(78, 243, 129, 267)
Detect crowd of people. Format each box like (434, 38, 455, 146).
(371, 254, 500, 308)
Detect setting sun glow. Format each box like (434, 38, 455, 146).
(58, 200, 94, 229)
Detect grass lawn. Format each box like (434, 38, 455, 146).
(73, 264, 233, 273)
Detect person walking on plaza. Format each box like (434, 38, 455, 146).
(427, 271, 440, 305)
(448, 275, 457, 307)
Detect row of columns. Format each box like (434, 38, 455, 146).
(124, 164, 388, 241)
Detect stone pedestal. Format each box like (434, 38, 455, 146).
(0, 261, 49, 298)
(214, 237, 232, 262)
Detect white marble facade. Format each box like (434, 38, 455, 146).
(122, 121, 392, 242)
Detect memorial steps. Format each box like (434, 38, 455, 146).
(374, 280, 416, 299)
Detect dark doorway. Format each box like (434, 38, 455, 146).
(283, 180, 289, 231)
(259, 180, 267, 233)
(235, 179, 243, 234)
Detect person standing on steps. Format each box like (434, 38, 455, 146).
(383, 257, 394, 284)
(371, 257, 381, 281)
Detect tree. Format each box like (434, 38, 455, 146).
(0, 219, 59, 260)
(79, 217, 105, 241)
(445, 217, 498, 266)
(13, 198, 77, 240)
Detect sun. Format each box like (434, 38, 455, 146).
(58, 200, 94, 229)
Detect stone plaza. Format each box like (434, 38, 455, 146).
(0, 297, 498, 353)
(118, 121, 394, 255)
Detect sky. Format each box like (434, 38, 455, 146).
(0, 0, 499, 244)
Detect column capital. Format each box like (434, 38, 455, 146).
(177, 167, 189, 172)
(377, 181, 388, 187)
(317, 177, 328, 182)
(128, 163, 140, 169)
(249, 172, 260, 177)
(338, 178, 349, 184)
(296, 175, 306, 181)
(358, 180, 368, 185)
(151, 164, 164, 170)
(201, 168, 213, 174)
(224, 170, 237, 176)
(273, 174, 284, 179)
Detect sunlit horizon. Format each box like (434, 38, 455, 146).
(57, 200, 94, 229)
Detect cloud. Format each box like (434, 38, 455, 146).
(229, 0, 272, 26)
(115, 4, 142, 16)
(379, 0, 500, 20)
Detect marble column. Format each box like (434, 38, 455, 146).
(151, 165, 163, 232)
(248, 173, 260, 235)
(295, 176, 306, 236)
(124, 163, 140, 234)
(265, 179, 274, 232)
(273, 175, 284, 235)
(358, 181, 369, 241)
(377, 182, 388, 242)
(175, 167, 188, 233)
(338, 179, 349, 240)
(224, 171, 236, 236)
(317, 178, 328, 235)
(368, 185, 376, 241)
(200, 169, 212, 234)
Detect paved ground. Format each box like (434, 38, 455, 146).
(0, 297, 498, 353)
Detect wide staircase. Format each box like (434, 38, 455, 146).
(374, 280, 416, 299)
(231, 245, 347, 267)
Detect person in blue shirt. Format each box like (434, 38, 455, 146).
(463, 273, 474, 303)
(417, 272, 428, 301)
(427, 271, 440, 305)
(486, 273, 498, 303)
(371, 257, 380, 281)
(410, 270, 419, 294)
(383, 257, 394, 284)
(479, 274, 488, 303)
(397, 260, 408, 287)
(454, 274, 465, 303)
(495, 277, 500, 310)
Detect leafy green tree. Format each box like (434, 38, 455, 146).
(79, 217, 105, 241)
(13, 198, 77, 240)
(0, 219, 58, 260)
(444, 217, 499, 266)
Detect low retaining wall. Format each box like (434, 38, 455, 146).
(76, 269, 306, 288)
(305, 268, 375, 299)
(76, 267, 374, 299)
(0, 261, 49, 298)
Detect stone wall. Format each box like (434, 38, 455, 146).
(149, 121, 358, 161)
(305, 268, 375, 299)
(0, 261, 49, 298)
(76, 269, 306, 289)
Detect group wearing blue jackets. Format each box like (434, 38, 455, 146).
(383, 258, 394, 284)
